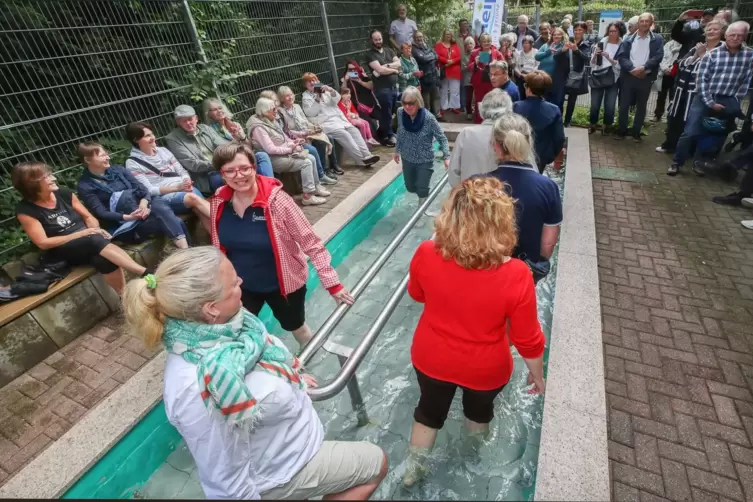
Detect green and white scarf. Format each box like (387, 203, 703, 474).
(163, 308, 305, 427)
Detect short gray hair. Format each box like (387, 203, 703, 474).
(627, 16, 640, 28)
(400, 86, 424, 108)
(728, 20, 750, 35)
(464, 36, 475, 46)
(489, 60, 509, 72)
(479, 88, 513, 121)
(255, 97, 277, 117)
(277, 86, 294, 99)
(500, 32, 517, 45)
(518, 14, 529, 24)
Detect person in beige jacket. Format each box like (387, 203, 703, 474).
(448, 89, 513, 187)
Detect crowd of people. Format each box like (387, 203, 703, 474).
(10, 1, 753, 499)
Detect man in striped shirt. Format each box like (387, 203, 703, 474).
(669, 21, 753, 174)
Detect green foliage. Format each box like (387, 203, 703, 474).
(568, 105, 649, 135)
(387, 0, 470, 42)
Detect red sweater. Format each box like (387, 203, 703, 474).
(435, 42, 462, 80)
(407, 241, 546, 390)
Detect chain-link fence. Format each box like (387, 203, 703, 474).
(0, 0, 387, 261)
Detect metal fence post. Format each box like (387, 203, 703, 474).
(577, 0, 583, 22)
(384, 2, 391, 32)
(535, 3, 541, 28)
(180, 0, 217, 94)
(319, 1, 340, 87)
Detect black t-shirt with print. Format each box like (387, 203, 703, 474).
(365, 47, 399, 90)
(16, 187, 86, 237)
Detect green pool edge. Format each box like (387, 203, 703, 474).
(64, 173, 405, 500)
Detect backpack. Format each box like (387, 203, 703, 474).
(0, 260, 72, 303)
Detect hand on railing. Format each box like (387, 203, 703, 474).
(332, 288, 355, 305)
(303, 374, 318, 390)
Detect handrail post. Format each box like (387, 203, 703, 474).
(319, 1, 340, 87)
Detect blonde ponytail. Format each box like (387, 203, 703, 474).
(122, 246, 226, 349)
(492, 113, 537, 165)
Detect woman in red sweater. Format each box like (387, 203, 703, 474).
(402, 176, 546, 487)
(434, 29, 462, 118)
(468, 33, 503, 123)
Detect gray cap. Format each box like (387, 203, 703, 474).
(174, 104, 197, 118)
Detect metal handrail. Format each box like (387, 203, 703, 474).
(298, 172, 449, 398)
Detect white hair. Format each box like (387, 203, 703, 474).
(400, 86, 424, 108)
(202, 97, 232, 124)
(479, 88, 513, 121)
(464, 36, 475, 46)
(255, 97, 277, 117)
(500, 32, 517, 45)
(277, 86, 295, 100)
(518, 15, 529, 24)
(728, 20, 750, 35)
(627, 16, 640, 29)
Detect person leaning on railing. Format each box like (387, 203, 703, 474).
(401, 176, 546, 487)
(122, 246, 387, 500)
(208, 142, 354, 348)
(12, 161, 150, 296)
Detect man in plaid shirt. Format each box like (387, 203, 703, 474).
(669, 21, 753, 174)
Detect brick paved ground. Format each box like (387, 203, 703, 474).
(0, 148, 394, 488)
(592, 126, 753, 502)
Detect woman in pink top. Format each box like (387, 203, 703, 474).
(247, 97, 330, 207)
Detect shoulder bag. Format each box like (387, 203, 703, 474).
(589, 65, 615, 89)
(564, 48, 589, 95)
(128, 157, 181, 178)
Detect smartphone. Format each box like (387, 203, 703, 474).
(347, 71, 359, 79)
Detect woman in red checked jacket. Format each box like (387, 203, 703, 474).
(468, 33, 503, 123)
(209, 142, 354, 347)
(400, 176, 546, 487)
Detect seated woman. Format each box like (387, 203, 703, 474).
(338, 87, 380, 146)
(259, 89, 337, 186)
(301, 73, 380, 167)
(402, 176, 546, 486)
(448, 89, 512, 186)
(513, 71, 566, 174)
(209, 142, 354, 347)
(341, 60, 381, 136)
(122, 246, 387, 500)
(202, 97, 246, 142)
(13, 161, 149, 295)
(77, 142, 191, 249)
(124, 122, 211, 231)
(277, 86, 343, 182)
(247, 98, 330, 206)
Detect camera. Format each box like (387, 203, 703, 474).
(313, 82, 324, 93)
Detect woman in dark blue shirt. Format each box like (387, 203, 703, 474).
(76, 142, 189, 248)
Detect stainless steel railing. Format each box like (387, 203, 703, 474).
(299, 172, 449, 419)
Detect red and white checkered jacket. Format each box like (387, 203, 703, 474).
(210, 176, 343, 296)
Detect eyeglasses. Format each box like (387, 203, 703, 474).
(403, 101, 418, 106)
(221, 165, 255, 178)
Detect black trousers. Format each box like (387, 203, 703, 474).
(653, 74, 676, 119)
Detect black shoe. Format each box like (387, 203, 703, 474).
(564, 122, 571, 128)
(632, 135, 642, 143)
(325, 169, 339, 180)
(330, 165, 345, 175)
(614, 133, 626, 140)
(692, 160, 708, 177)
(363, 155, 380, 166)
(712, 192, 744, 206)
(667, 164, 680, 176)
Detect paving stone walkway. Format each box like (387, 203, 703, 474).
(0, 151, 394, 488)
(592, 126, 753, 502)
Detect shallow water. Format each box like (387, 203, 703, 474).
(140, 163, 565, 500)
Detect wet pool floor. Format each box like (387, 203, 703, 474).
(140, 165, 564, 500)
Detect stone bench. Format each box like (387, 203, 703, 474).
(0, 214, 209, 388)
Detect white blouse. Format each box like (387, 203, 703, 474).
(163, 353, 324, 500)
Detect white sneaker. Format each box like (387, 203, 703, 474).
(741, 197, 753, 208)
(655, 146, 667, 153)
(367, 138, 381, 146)
(314, 185, 331, 197)
(302, 194, 326, 205)
(320, 174, 338, 185)
(742, 220, 753, 230)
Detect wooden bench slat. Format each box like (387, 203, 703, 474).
(0, 266, 96, 328)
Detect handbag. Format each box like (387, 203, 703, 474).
(128, 157, 181, 178)
(588, 65, 615, 89)
(564, 48, 588, 95)
(356, 102, 374, 115)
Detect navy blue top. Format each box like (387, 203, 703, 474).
(513, 97, 566, 166)
(218, 205, 279, 293)
(501, 79, 521, 103)
(77, 166, 151, 231)
(484, 162, 562, 262)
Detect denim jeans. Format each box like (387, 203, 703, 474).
(302, 143, 325, 178)
(590, 83, 619, 126)
(157, 187, 203, 214)
(618, 73, 652, 137)
(402, 160, 434, 198)
(117, 197, 189, 244)
(374, 87, 397, 142)
(672, 95, 709, 166)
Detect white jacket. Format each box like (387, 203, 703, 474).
(163, 353, 324, 500)
(301, 90, 351, 133)
(659, 40, 682, 75)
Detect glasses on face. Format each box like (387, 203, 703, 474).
(403, 101, 417, 106)
(221, 165, 255, 178)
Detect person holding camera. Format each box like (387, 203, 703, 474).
(301, 73, 380, 168)
(588, 22, 623, 135)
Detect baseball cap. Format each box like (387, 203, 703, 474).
(703, 8, 716, 16)
(174, 104, 197, 118)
